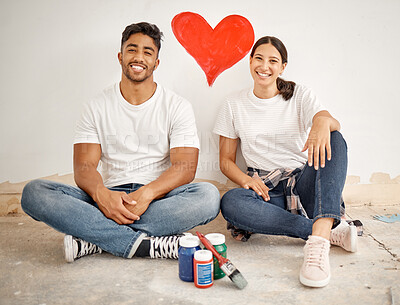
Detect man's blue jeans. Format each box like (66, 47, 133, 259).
(221, 131, 348, 240)
(21, 181, 220, 258)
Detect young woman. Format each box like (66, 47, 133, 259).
(213, 36, 357, 288)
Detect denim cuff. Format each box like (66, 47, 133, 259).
(126, 232, 146, 258)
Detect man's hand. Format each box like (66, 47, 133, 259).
(123, 186, 155, 217)
(95, 187, 140, 225)
(241, 172, 270, 201)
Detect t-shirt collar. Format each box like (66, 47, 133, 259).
(249, 88, 282, 104)
(117, 82, 160, 110)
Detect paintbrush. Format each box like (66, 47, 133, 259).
(196, 231, 248, 289)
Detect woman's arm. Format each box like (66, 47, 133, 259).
(301, 110, 340, 170)
(219, 136, 270, 201)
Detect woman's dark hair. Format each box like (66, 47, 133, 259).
(121, 22, 164, 57)
(250, 36, 296, 100)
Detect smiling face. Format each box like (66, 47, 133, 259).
(250, 43, 286, 90)
(118, 33, 160, 83)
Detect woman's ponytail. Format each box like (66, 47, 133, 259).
(277, 77, 296, 101)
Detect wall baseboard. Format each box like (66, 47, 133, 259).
(1, 173, 399, 216)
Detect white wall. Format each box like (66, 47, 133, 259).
(1, 0, 399, 184)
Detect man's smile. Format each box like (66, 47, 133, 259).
(130, 64, 145, 72)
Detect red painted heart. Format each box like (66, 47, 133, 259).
(172, 12, 255, 86)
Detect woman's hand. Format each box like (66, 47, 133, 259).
(241, 172, 270, 201)
(219, 136, 270, 201)
(302, 111, 340, 170)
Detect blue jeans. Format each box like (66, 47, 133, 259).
(21, 181, 220, 258)
(221, 131, 348, 240)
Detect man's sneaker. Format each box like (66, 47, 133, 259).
(330, 220, 358, 252)
(64, 235, 102, 263)
(299, 235, 331, 288)
(147, 235, 186, 259)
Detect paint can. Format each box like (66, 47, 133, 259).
(193, 250, 213, 288)
(205, 233, 227, 279)
(178, 236, 201, 282)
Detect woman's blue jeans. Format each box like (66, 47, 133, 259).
(21, 181, 220, 258)
(221, 131, 348, 240)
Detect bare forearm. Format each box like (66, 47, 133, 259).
(313, 110, 341, 132)
(142, 161, 196, 200)
(73, 143, 108, 202)
(328, 117, 341, 131)
(220, 158, 251, 188)
(73, 143, 140, 224)
(74, 165, 108, 202)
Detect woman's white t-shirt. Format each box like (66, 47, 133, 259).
(213, 85, 325, 171)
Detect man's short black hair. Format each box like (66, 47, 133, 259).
(121, 22, 163, 55)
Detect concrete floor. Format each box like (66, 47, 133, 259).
(1, 204, 399, 305)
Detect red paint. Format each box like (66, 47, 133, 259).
(172, 12, 255, 86)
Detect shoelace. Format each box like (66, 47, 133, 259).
(149, 236, 180, 259)
(330, 228, 345, 247)
(305, 240, 328, 269)
(76, 239, 101, 259)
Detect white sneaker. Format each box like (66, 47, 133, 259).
(299, 235, 331, 288)
(64, 235, 102, 263)
(330, 221, 358, 252)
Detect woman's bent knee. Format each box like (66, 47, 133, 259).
(221, 188, 251, 217)
(330, 131, 348, 161)
(331, 131, 347, 148)
(221, 188, 251, 204)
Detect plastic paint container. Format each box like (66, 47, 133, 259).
(205, 233, 227, 279)
(193, 250, 213, 288)
(178, 236, 201, 282)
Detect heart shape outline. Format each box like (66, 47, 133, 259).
(172, 12, 255, 86)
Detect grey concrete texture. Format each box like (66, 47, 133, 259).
(1, 205, 399, 305)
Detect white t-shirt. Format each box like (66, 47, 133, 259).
(74, 83, 200, 187)
(213, 85, 325, 171)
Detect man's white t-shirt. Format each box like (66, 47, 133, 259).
(213, 85, 325, 171)
(74, 83, 200, 188)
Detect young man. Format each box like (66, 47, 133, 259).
(21, 22, 220, 262)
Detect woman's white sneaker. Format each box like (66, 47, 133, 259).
(299, 235, 331, 288)
(330, 221, 358, 252)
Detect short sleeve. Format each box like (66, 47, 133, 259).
(299, 86, 326, 130)
(213, 101, 238, 139)
(73, 101, 101, 144)
(169, 100, 200, 149)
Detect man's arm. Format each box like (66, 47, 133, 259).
(124, 146, 199, 216)
(73, 143, 140, 224)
